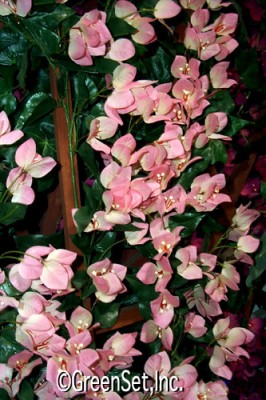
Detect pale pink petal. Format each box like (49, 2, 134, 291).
(237, 235, 260, 253)
(154, 0, 181, 19)
(107, 39, 135, 61)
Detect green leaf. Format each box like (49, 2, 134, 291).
(29, 5, 75, 30)
(145, 46, 172, 83)
(261, 182, 266, 200)
(94, 232, 117, 253)
(22, 21, 60, 56)
(168, 213, 205, 238)
(72, 270, 89, 289)
(0, 309, 17, 324)
(235, 49, 261, 89)
(78, 142, 99, 177)
(0, 389, 10, 400)
(0, 203, 27, 226)
(73, 206, 94, 235)
(228, 116, 250, 136)
(18, 380, 34, 400)
(58, 293, 82, 312)
(108, 18, 136, 37)
(14, 232, 64, 252)
(246, 233, 265, 287)
(0, 336, 24, 363)
(206, 91, 235, 115)
(93, 58, 119, 74)
(208, 141, 228, 164)
(126, 276, 157, 302)
(0, 280, 21, 297)
(139, 300, 152, 320)
(93, 302, 120, 328)
(15, 92, 56, 129)
(0, 78, 17, 114)
(177, 158, 210, 190)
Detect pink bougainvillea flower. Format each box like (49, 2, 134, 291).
(0, 111, 24, 145)
(179, 0, 206, 10)
(115, 1, 156, 45)
(229, 202, 260, 241)
(186, 173, 231, 212)
(210, 316, 255, 379)
(87, 258, 127, 303)
(234, 235, 260, 264)
(15, 138, 56, 178)
(206, 13, 238, 36)
(144, 351, 171, 379)
(150, 289, 179, 328)
(150, 217, 184, 259)
(195, 112, 230, 148)
(137, 256, 173, 292)
(46, 353, 79, 397)
(210, 61, 237, 88)
(237, 235, 260, 253)
(87, 116, 118, 154)
(184, 312, 207, 338)
(6, 167, 35, 205)
(68, 10, 112, 66)
(8, 350, 42, 389)
(207, 0, 231, 9)
(215, 34, 239, 61)
(0, 290, 19, 312)
(80, 211, 114, 233)
(175, 245, 203, 280)
(66, 306, 93, 337)
(102, 331, 141, 370)
(111, 133, 136, 166)
(125, 221, 150, 245)
(185, 284, 222, 318)
(140, 320, 173, 350)
(191, 8, 210, 32)
(0, 0, 32, 16)
(154, 185, 187, 216)
(205, 262, 240, 302)
(184, 379, 229, 399)
(184, 27, 220, 60)
(0, 269, 5, 284)
(9, 245, 76, 293)
(106, 38, 135, 62)
(171, 56, 200, 80)
(154, 0, 181, 19)
(17, 292, 49, 319)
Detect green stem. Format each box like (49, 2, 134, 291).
(63, 75, 79, 209)
(99, 238, 126, 261)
